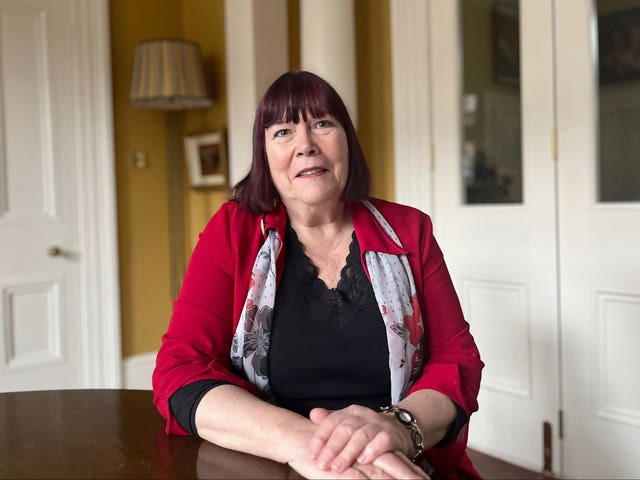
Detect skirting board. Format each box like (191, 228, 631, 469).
(123, 351, 157, 390)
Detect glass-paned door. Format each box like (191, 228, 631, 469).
(430, 0, 560, 472)
(393, 0, 640, 476)
(556, 0, 640, 477)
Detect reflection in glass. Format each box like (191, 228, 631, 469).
(461, 0, 522, 204)
(597, 0, 640, 202)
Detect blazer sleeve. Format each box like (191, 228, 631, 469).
(405, 215, 484, 473)
(152, 204, 260, 435)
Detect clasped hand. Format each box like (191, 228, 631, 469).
(304, 405, 428, 479)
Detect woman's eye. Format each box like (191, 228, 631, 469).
(314, 119, 333, 129)
(273, 128, 291, 138)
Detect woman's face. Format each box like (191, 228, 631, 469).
(264, 113, 349, 212)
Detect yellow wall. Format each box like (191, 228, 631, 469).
(288, 0, 301, 71)
(110, 0, 228, 357)
(355, 0, 394, 200)
(110, 1, 394, 357)
(110, 0, 181, 357)
(181, 0, 231, 253)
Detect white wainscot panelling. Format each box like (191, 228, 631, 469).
(123, 351, 156, 391)
(463, 279, 531, 398)
(596, 291, 640, 427)
(1, 280, 62, 369)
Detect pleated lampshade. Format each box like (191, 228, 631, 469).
(130, 39, 212, 110)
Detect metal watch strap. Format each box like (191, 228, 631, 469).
(380, 405, 425, 462)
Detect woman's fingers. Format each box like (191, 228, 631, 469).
(328, 427, 378, 471)
(315, 420, 372, 470)
(369, 452, 430, 480)
(308, 407, 358, 461)
(307, 405, 411, 473)
(305, 406, 429, 479)
(350, 463, 395, 480)
(355, 429, 397, 464)
(308, 407, 369, 467)
(289, 457, 371, 480)
(351, 452, 429, 480)
(308, 409, 340, 459)
(309, 407, 331, 424)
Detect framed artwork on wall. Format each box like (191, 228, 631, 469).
(184, 129, 228, 188)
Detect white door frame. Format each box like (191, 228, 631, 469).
(389, 0, 434, 216)
(69, 0, 121, 387)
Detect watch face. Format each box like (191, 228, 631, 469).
(396, 408, 413, 425)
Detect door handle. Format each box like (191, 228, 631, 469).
(48, 246, 62, 257)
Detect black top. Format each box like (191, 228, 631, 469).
(268, 225, 391, 416)
(169, 226, 466, 443)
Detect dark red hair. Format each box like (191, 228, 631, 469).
(232, 71, 370, 214)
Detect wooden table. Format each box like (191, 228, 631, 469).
(0, 389, 300, 479)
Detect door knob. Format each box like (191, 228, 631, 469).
(48, 246, 62, 257)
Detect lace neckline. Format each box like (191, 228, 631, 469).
(284, 224, 372, 327)
(285, 224, 358, 291)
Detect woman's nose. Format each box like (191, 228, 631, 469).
(295, 127, 318, 157)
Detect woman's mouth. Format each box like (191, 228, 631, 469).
(297, 168, 326, 177)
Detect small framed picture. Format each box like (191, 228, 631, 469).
(184, 130, 227, 188)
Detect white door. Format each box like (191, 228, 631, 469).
(430, 0, 561, 472)
(0, 0, 121, 391)
(556, 0, 640, 477)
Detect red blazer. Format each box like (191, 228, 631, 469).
(153, 197, 483, 478)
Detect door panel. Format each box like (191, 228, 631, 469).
(0, 0, 82, 391)
(556, 0, 640, 477)
(430, 0, 560, 471)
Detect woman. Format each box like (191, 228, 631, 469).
(153, 71, 483, 479)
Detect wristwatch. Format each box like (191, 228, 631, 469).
(380, 405, 425, 462)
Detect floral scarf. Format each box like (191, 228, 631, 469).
(230, 200, 423, 403)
